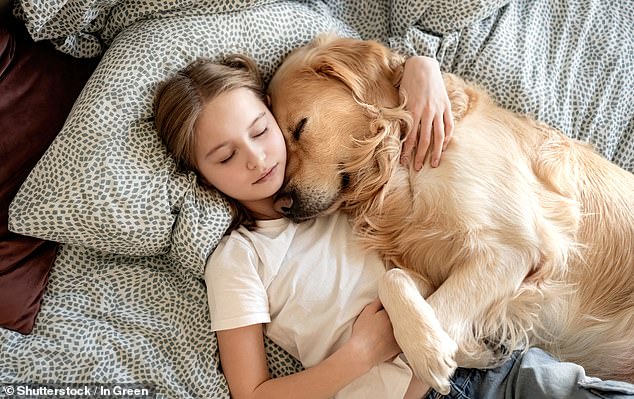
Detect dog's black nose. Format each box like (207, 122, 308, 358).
(273, 193, 294, 216)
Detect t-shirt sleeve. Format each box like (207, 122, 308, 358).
(204, 235, 271, 332)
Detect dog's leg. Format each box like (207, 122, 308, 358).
(379, 268, 457, 395)
(426, 254, 534, 368)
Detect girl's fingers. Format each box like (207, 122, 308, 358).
(430, 114, 445, 167)
(361, 298, 384, 316)
(442, 109, 455, 152)
(401, 111, 421, 166)
(415, 112, 433, 170)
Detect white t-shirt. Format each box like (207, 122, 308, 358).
(205, 212, 412, 399)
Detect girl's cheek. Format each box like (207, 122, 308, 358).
(276, 131, 287, 151)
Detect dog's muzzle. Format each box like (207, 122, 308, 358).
(273, 193, 295, 216)
(273, 189, 332, 222)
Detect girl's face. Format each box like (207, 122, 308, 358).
(195, 88, 287, 208)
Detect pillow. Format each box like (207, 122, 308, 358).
(0, 14, 99, 334)
(13, 0, 282, 58)
(387, 0, 511, 58)
(417, 0, 510, 33)
(9, 2, 358, 277)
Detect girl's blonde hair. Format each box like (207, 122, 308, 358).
(154, 55, 265, 231)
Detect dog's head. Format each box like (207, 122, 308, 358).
(269, 34, 410, 221)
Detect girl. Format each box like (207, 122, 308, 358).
(154, 52, 450, 399)
(153, 54, 634, 399)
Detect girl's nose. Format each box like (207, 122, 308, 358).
(246, 146, 266, 170)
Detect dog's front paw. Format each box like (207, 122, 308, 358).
(378, 268, 459, 394)
(401, 327, 458, 395)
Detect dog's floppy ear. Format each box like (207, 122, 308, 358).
(306, 36, 411, 207)
(308, 36, 404, 106)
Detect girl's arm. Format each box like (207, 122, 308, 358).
(400, 55, 454, 170)
(217, 298, 400, 399)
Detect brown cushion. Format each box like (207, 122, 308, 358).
(0, 14, 99, 334)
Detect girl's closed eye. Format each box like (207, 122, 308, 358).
(254, 127, 268, 138)
(219, 150, 236, 164)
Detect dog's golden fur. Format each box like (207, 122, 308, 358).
(268, 34, 634, 393)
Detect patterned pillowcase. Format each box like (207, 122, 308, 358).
(9, 2, 358, 276)
(417, 0, 511, 33)
(12, 0, 280, 57)
(387, 0, 509, 38)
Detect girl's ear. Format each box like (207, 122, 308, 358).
(265, 94, 271, 107)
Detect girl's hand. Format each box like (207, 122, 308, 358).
(349, 298, 401, 370)
(399, 56, 454, 170)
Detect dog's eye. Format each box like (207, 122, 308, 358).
(292, 118, 307, 141)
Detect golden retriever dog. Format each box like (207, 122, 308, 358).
(267, 34, 634, 393)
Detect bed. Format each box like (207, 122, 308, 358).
(1, 0, 632, 397)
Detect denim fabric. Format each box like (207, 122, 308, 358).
(424, 348, 634, 399)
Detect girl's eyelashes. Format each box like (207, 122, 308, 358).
(217, 126, 267, 164)
(254, 127, 268, 138)
(219, 151, 235, 164)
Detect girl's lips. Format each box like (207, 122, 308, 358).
(254, 164, 278, 184)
